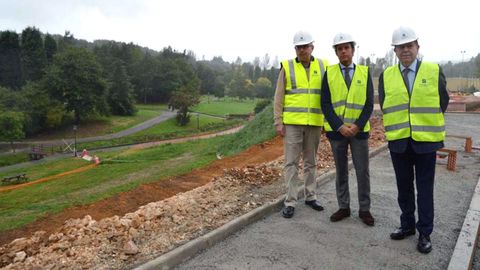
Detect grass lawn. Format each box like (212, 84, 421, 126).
(191, 98, 256, 116)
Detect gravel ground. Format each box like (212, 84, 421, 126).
(177, 113, 480, 270)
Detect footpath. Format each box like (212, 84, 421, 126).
(135, 113, 480, 270)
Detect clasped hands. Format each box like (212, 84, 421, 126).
(339, 124, 359, 137)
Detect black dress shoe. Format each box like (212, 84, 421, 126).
(390, 227, 416, 240)
(282, 206, 295, 218)
(359, 210, 375, 226)
(305, 200, 324, 211)
(330, 208, 351, 222)
(417, 234, 432, 254)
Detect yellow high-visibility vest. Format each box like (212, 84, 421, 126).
(382, 62, 445, 142)
(282, 57, 327, 126)
(324, 64, 371, 132)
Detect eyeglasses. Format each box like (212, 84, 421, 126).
(295, 44, 311, 50)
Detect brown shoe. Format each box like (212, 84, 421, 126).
(330, 208, 351, 222)
(359, 210, 375, 226)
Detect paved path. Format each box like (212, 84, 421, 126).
(156, 113, 480, 270)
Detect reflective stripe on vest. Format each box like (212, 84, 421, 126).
(382, 62, 445, 142)
(282, 57, 327, 126)
(324, 64, 371, 132)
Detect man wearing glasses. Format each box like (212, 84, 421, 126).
(379, 26, 449, 254)
(274, 30, 329, 218)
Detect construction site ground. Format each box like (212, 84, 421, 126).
(1, 114, 479, 269)
(176, 112, 480, 270)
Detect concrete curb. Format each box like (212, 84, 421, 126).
(447, 175, 480, 270)
(132, 143, 388, 270)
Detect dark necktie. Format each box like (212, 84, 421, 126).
(344, 67, 351, 88)
(402, 68, 411, 92)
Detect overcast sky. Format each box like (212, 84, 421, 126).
(1, 0, 478, 65)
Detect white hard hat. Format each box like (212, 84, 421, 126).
(332, 32, 356, 48)
(391, 26, 418, 46)
(293, 30, 314, 46)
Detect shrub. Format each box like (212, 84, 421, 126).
(254, 99, 271, 114)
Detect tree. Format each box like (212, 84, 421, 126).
(196, 62, 216, 95)
(169, 85, 200, 126)
(0, 31, 23, 89)
(108, 62, 137, 115)
(18, 82, 52, 134)
(0, 111, 25, 152)
(44, 47, 107, 123)
(131, 52, 157, 103)
(44, 33, 57, 64)
(20, 27, 47, 82)
(254, 77, 273, 98)
(58, 30, 75, 51)
(226, 70, 247, 98)
(261, 53, 270, 69)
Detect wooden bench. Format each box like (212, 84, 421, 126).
(2, 173, 28, 184)
(437, 148, 457, 171)
(29, 145, 47, 160)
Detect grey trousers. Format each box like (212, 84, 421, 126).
(329, 137, 371, 211)
(284, 125, 321, 207)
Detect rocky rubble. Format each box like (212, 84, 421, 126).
(0, 162, 286, 270)
(0, 117, 385, 270)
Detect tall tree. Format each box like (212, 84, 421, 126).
(108, 62, 136, 115)
(44, 33, 57, 64)
(0, 31, 23, 89)
(196, 62, 216, 95)
(20, 27, 46, 82)
(44, 47, 107, 123)
(131, 52, 157, 104)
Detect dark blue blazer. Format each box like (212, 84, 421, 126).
(378, 61, 449, 154)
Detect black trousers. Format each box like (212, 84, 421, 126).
(390, 145, 436, 236)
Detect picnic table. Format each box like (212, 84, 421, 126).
(2, 173, 28, 184)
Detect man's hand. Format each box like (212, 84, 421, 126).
(339, 125, 354, 137)
(276, 124, 286, 137)
(349, 124, 360, 136)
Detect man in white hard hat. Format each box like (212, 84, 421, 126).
(379, 26, 449, 254)
(321, 33, 374, 226)
(273, 30, 328, 218)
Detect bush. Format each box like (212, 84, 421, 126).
(254, 99, 271, 114)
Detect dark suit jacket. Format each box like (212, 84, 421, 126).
(378, 61, 450, 154)
(321, 64, 374, 140)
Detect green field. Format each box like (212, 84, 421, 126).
(191, 97, 257, 116)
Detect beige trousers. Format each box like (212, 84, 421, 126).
(283, 124, 321, 207)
